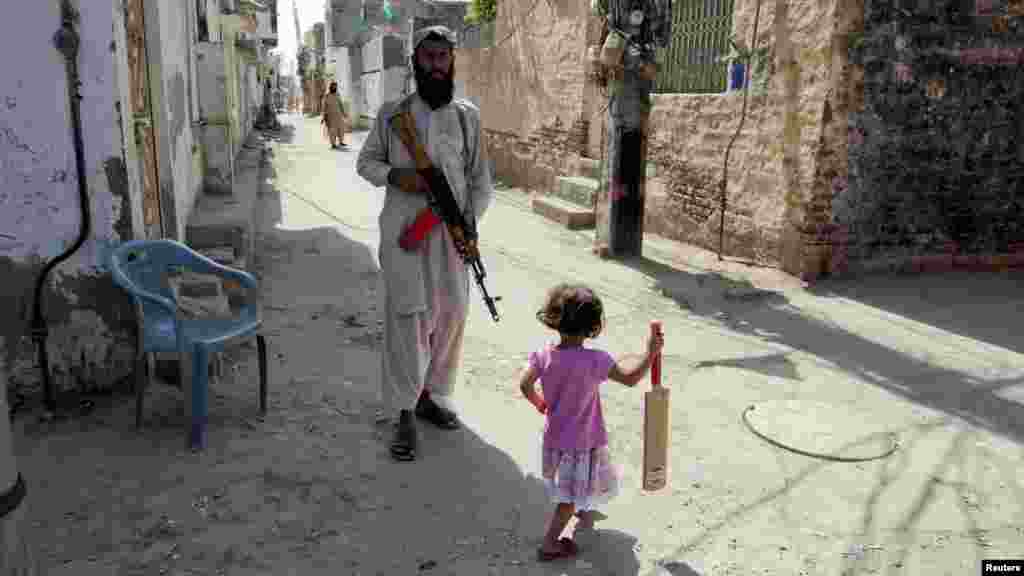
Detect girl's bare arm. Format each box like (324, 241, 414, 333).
(519, 365, 547, 413)
(608, 354, 654, 387)
(608, 331, 665, 387)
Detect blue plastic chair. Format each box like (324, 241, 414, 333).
(107, 239, 268, 451)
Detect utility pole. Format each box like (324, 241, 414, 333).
(592, 0, 671, 258)
(293, 0, 303, 68)
(293, 0, 308, 112)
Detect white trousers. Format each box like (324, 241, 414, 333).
(381, 296, 467, 416)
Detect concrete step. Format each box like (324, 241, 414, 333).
(198, 245, 240, 266)
(168, 271, 231, 319)
(185, 134, 265, 265)
(196, 245, 250, 307)
(186, 195, 249, 261)
(532, 194, 595, 230)
(576, 157, 602, 180)
(555, 176, 600, 209)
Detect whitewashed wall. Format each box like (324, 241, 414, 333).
(0, 0, 141, 397)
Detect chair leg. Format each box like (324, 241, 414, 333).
(188, 346, 210, 452)
(257, 334, 268, 415)
(134, 352, 148, 429)
(211, 352, 223, 384)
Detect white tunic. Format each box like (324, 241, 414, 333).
(357, 94, 494, 317)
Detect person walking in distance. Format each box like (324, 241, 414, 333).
(520, 283, 664, 561)
(356, 25, 494, 462)
(321, 81, 349, 149)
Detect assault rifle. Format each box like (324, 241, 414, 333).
(392, 109, 502, 322)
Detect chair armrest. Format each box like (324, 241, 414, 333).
(109, 263, 178, 315)
(180, 254, 258, 291)
(213, 265, 258, 290)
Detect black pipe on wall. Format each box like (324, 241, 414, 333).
(31, 0, 92, 415)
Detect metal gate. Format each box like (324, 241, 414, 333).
(655, 0, 734, 93)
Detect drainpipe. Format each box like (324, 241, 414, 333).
(31, 0, 92, 415)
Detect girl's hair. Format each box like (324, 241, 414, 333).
(536, 283, 605, 338)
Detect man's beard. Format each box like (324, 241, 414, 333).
(414, 61, 455, 110)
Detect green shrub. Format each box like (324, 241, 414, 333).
(465, 0, 497, 24)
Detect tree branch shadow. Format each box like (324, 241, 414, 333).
(604, 255, 1024, 573)
(616, 255, 1024, 446)
(808, 264, 1024, 357)
(693, 352, 803, 382)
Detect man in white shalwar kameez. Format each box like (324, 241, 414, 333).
(356, 25, 494, 461)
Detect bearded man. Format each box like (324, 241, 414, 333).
(356, 26, 494, 461)
(321, 81, 349, 148)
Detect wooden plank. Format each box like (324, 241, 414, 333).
(125, 0, 148, 114)
(139, 125, 160, 232)
(125, 0, 162, 238)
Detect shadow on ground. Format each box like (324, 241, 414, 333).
(384, 421, 647, 574)
(13, 122, 647, 575)
(617, 255, 1024, 445)
(650, 560, 704, 576)
(250, 128, 646, 574)
(259, 122, 296, 145)
(808, 270, 1024, 355)
(612, 254, 1023, 573)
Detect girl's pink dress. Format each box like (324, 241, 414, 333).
(529, 344, 621, 510)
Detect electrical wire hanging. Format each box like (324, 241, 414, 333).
(32, 1, 95, 417)
(717, 0, 762, 261)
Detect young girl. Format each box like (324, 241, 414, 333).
(519, 283, 664, 562)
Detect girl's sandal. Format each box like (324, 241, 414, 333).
(537, 538, 578, 562)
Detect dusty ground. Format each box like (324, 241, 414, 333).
(11, 113, 1024, 576)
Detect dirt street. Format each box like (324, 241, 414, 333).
(11, 113, 1024, 576)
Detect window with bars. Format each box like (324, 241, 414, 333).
(654, 0, 735, 93)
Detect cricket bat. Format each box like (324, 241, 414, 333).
(642, 320, 669, 492)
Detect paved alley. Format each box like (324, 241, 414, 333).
(14, 114, 1024, 576)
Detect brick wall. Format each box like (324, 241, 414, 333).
(461, 0, 841, 271)
(791, 0, 863, 279)
(638, 0, 838, 266)
(458, 0, 598, 192)
(642, 93, 788, 262)
(482, 118, 590, 192)
(819, 0, 1024, 277)
(462, 0, 1024, 279)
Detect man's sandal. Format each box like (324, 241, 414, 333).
(390, 411, 417, 461)
(537, 538, 578, 562)
(415, 394, 461, 430)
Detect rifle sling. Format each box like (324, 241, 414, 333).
(391, 110, 472, 241)
(392, 110, 434, 173)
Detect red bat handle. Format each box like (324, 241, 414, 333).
(650, 320, 662, 388)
